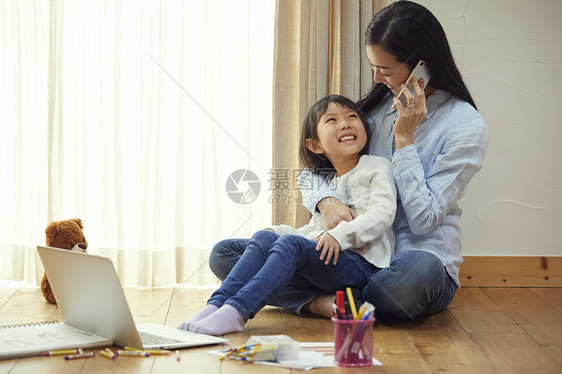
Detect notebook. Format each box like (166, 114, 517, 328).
(0, 321, 112, 360)
(0, 246, 226, 360)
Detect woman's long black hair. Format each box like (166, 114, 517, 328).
(357, 0, 476, 113)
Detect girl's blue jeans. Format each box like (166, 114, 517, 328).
(210, 235, 458, 320)
(206, 230, 378, 320)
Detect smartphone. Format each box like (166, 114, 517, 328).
(397, 60, 431, 107)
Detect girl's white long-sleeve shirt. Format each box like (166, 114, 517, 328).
(269, 155, 397, 269)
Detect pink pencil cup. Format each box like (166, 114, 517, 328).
(332, 317, 375, 367)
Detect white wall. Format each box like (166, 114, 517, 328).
(418, 0, 562, 255)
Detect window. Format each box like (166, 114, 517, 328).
(0, 0, 274, 286)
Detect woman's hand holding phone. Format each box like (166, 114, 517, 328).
(396, 60, 431, 106)
(391, 60, 431, 150)
(393, 77, 428, 150)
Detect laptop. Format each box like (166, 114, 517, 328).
(37, 245, 227, 350)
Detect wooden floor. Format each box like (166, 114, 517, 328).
(1, 282, 561, 373)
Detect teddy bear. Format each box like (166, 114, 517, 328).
(40, 218, 88, 304)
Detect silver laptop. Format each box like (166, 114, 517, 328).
(37, 245, 227, 349)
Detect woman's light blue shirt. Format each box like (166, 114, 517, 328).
(301, 90, 488, 286)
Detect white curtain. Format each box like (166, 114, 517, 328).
(0, 0, 274, 286)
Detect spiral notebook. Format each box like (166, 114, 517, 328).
(0, 321, 112, 360)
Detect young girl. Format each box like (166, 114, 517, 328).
(178, 95, 396, 335)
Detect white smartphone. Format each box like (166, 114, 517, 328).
(397, 60, 431, 107)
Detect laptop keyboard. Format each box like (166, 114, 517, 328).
(138, 331, 183, 346)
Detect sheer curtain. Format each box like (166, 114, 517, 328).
(271, 0, 387, 227)
(1, 1, 274, 286)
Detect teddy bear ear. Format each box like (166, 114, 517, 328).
(71, 218, 84, 230)
(45, 221, 60, 244)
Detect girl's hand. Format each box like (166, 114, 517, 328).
(315, 232, 341, 265)
(392, 77, 428, 150)
(317, 197, 357, 230)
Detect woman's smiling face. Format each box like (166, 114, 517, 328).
(366, 45, 412, 97)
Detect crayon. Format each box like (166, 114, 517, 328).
(142, 349, 172, 355)
(240, 352, 275, 362)
(100, 350, 116, 360)
(116, 350, 150, 357)
(124, 346, 143, 351)
(123, 346, 170, 355)
(42, 349, 79, 356)
(63, 352, 95, 360)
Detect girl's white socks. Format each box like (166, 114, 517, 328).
(188, 304, 244, 335)
(177, 304, 219, 331)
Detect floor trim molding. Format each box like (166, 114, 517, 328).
(460, 256, 562, 287)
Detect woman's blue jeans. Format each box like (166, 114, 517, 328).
(210, 237, 458, 320)
(207, 230, 378, 320)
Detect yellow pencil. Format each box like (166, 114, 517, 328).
(346, 287, 358, 320)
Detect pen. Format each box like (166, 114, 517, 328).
(175, 350, 181, 361)
(336, 290, 345, 318)
(344, 301, 351, 319)
(346, 287, 358, 320)
(361, 310, 372, 321)
(63, 352, 95, 360)
(42, 349, 79, 356)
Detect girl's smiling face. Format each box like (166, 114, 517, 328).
(366, 45, 411, 97)
(306, 103, 367, 167)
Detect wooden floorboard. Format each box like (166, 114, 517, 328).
(447, 287, 523, 333)
(1, 284, 561, 373)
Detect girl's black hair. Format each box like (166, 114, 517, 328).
(357, 0, 476, 113)
(299, 94, 371, 181)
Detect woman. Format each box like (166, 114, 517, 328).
(209, 0, 488, 320)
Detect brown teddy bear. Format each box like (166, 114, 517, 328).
(40, 218, 88, 304)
